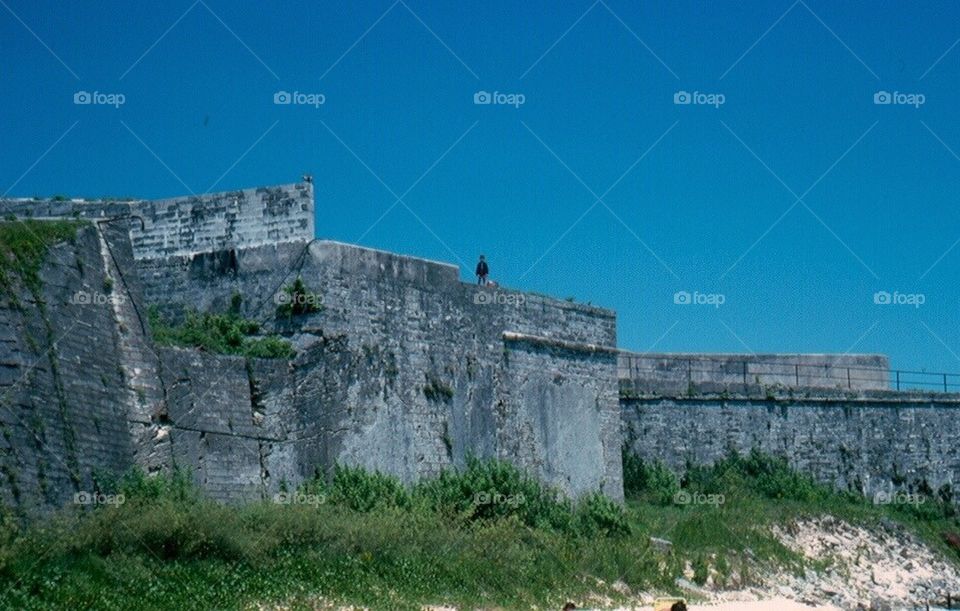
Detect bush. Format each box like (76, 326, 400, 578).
(414, 457, 573, 531)
(575, 492, 631, 537)
(412, 457, 631, 537)
(148, 306, 294, 359)
(275, 276, 322, 319)
(114, 467, 197, 504)
(330, 465, 411, 512)
(684, 449, 826, 502)
(294, 458, 630, 538)
(622, 450, 679, 504)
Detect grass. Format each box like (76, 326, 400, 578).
(147, 306, 294, 359)
(0, 220, 86, 296)
(1, 454, 959, 610)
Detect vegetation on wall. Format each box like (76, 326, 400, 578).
(0, 220, 85, 295)
(147, 306, 294, 359)
(275, 276, 323, 320)
(423, 376, 454, 403)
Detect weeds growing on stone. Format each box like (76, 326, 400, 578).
(147, 306, 294, 359)
(0, 220, 86, 295)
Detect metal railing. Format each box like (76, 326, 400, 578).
(618, 355, 960, 393)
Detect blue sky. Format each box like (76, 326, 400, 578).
(2, 0, 960, 372)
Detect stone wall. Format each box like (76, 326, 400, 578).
(621, 390, 960, 502)
(129, 183, 313, 260)
(1, 181, 314, 261)
(619, 352, 890, 395)
(133, 237, 621, 500)
(12, 181, 955, 514)
(0, 223, 145, 514)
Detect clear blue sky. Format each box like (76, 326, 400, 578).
(2, 0, 960, 372)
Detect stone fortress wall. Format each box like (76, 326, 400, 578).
(1, 180, 959, 513)
(0, 182, 622, 511)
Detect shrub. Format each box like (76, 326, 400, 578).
(622, 450, 679, 504)
(684, 449, 826, 502)
(330, 465, 411, 512)
(275, 276, 322, 319)
(412, 457, 628, 537)
(575, 492, 631, 537)
(148, 306, 294, 359)
(414, 457, 564, 528)
(114, 467, 197, 504)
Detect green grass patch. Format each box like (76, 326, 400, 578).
(2, 454, 959, 609)
(0, 220, 86, 295)
(147, 306, 294, 359)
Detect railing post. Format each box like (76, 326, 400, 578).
(896, 370, 900, 391)
(945, 373, 949, 393)
(847, 367, 851, 389)
(687, 359, 692, 386)
(743, 360, 748, 386)
(795, 364, 799, 387)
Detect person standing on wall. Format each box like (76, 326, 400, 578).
(476, 255, 489, 285)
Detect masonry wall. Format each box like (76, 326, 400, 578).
(128, 183, 313, 259)
(621, 392, 960, 501)
(0, 224, 144, 514)
(619, 352, 890, 395)
(1, 182, 313, 261)
(137, 238, 622, 500)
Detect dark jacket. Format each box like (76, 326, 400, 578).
(476, 260, 489, 276)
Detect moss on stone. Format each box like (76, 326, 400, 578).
(0, 220, 86, 295)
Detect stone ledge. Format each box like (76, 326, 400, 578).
(621, 387, 960, 405)
(503, 331, 618, 355)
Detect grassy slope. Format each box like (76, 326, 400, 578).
(1, 455, 958, 610)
